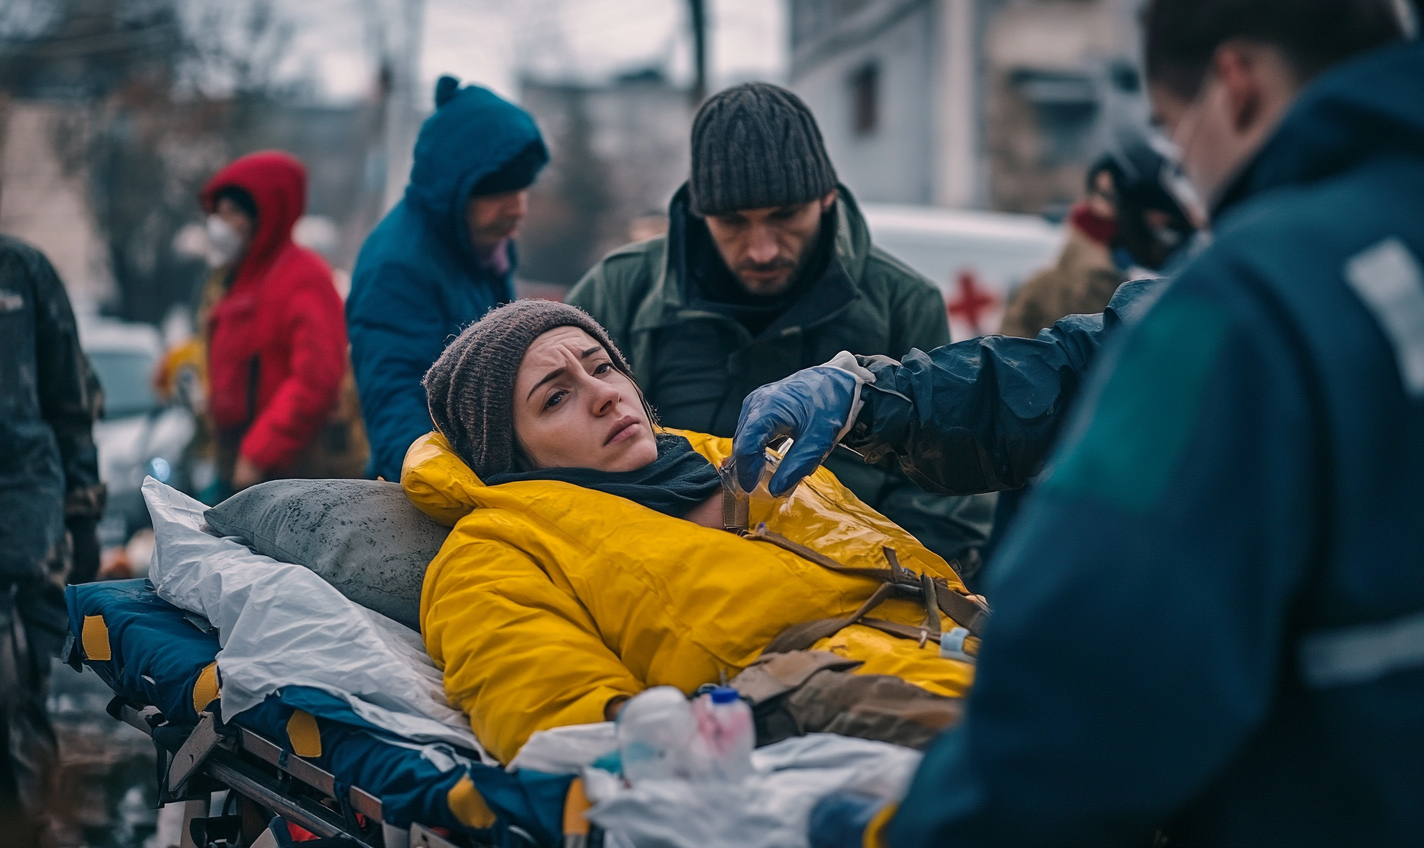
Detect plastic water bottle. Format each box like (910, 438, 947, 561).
(691, 687, 755, 782)
(617, 687, 698, 784)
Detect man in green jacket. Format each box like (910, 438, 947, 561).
(568, 83, 992, 566)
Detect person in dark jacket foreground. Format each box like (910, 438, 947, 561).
(735, 0, 1422, 843)
(349, 76, 549, 482)
(0, 236, 104, 845)
(567, 83, 993, 565)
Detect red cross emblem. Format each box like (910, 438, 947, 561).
(947, 270, 998, 336)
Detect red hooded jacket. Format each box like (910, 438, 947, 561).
(202, 152, 346, 473)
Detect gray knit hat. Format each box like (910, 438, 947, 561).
(689, 82, 838, 216)
(423, 300, 637, 479)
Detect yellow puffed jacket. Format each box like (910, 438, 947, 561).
(402, 429, 977, 763)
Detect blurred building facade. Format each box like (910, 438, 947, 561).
(0, 100, 117, 309)
(0, 0, 389, 323)
(789, 0, 1147, 216)
(518, 71, 695, 291)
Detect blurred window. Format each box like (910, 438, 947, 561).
(1109, 60, 1141, 93)
(89, 350, 160, 419)
(851, 62, 879, 136)
(1010, 68, 1100, 165)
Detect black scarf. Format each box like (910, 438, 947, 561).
(485, 433, 723, 518)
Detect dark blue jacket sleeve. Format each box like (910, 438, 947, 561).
(846, 277, 1165, 495)
(886, 264, 1321, 846)
(347, 264, 449, 482)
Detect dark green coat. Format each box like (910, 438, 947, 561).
(567, 185, 993, 563)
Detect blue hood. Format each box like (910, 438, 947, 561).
(1220, 39, 1424, 214)
(403, 77, 549, 266)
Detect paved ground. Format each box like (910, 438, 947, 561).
(47, 658, 159, 848)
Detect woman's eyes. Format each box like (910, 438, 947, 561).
(542, 363, 613, 410)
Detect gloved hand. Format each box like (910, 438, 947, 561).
(67, 515, 101, 585)
(732, 352, 873, 497)
(808, 791, 894, 848)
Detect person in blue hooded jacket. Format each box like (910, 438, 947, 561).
(736, 0, 1423, 844)
(349, 76, 549, 481)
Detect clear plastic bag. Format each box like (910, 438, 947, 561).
(719, 438, 797, 523)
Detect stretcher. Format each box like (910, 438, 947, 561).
(70, 480, 927, 847)
(63, 579, 598, 848)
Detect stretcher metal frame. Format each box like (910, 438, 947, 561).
(105, 694, 480, 848)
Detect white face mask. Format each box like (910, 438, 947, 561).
(205, 215, 246, 269)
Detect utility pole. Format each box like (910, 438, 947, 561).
(382, 0, 426, 211)
(688, 0, 707, 104)
(931, 0, 978, 207)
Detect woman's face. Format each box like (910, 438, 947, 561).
(511, 326, 659, 472)
(214, 196, 255, 246)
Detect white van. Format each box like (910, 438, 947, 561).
(79, 318, 196, 549)
(862, 204, 1064, 340)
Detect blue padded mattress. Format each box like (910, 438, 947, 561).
(64, 579, 577, 847)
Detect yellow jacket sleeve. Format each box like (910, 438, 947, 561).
(422, 517, 645, 763)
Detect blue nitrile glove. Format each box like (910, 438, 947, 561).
(808, 791, 892, 848)
(732, 352, 874, 497)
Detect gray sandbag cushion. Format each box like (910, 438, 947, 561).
(204, 479, 449, 631)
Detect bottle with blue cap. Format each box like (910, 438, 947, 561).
(615, 685, 756, 784)
(692, 686, 755, 782)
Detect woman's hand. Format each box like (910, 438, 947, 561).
(732, 355, 870, 497)
(604, 695, 629, 722)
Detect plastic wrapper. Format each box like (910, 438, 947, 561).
(583, 733, 921, 848)
(719, 438, 798, 522)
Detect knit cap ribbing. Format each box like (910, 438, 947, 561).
(423, 300, 633, 479)
(689, 82, 838, 216)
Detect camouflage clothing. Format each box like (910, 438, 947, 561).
(1000, 225, 1125, 340)
(0, 236, 103, 844)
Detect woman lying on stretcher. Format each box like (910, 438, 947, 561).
(403, 301, 986, 764)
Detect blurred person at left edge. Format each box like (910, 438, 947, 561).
(347, 76, 549, 482)
(0, 236, 104, 845)
(201, 151, 347, 496)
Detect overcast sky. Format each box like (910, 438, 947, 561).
(283, 0, 788, 104)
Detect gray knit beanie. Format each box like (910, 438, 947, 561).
(689, 82, 838, 216)
(423, 300, 637, 479)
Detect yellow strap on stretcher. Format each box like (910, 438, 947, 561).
(562, 777, 592, 836)
(192, 662, 221, 713)
(447, 775, 497, 829)
(863, 802, 899, 848)
(81, 615, 112, 661)
(287, 709, 323, 758)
